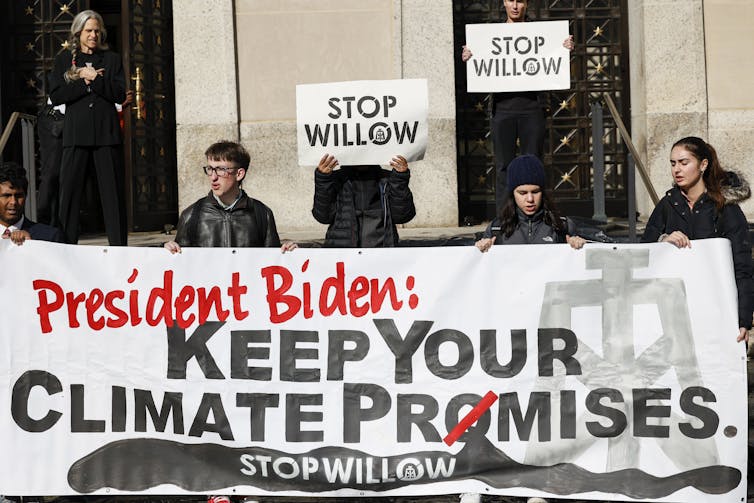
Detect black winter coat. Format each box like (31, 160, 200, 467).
(642, 175, 754, 329)
(312, 166, 415, 247)
(483, 208, 576, 245)
(175, 191, 281, 248)
(49, 50, 126, 147)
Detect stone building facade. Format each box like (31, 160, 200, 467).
(172, 0, 754, 231)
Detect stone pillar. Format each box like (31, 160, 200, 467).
(400, 0, 459, 226)
(173, 0, 240, 211)
(629, 0, 708, 218)
(234, 0, 400, 230)
(704, 0, 754, 216)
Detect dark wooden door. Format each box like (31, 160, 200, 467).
(1, 0, 178, 234)
(120, 0, 178, 232)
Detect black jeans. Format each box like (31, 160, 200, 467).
(491, 106, 546, 216)
(59, 145, 127, 246)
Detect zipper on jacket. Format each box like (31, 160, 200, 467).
(224, 211, 232, 247)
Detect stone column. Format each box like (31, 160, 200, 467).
(704, 0, 754, 216)
(629, 0, 708, 218)
(173, 0, 240, 211)
(400, 0, 459, 226)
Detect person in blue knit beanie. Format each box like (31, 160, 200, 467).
(475, 154, 585, 250)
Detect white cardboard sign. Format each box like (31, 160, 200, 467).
(465, 21, 571, 93)
(296, 79, 428, 166)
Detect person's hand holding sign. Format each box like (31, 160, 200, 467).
(461, 45, 473, 62)
(317, 154, 339, 175)
(563, 34, 574, 50)
(390, 155, 409, 173)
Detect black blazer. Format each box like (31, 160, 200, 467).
(49, 50, 126, 147)
(20, 219, 67, 243)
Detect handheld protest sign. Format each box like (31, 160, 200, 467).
(296, 79, 428, 166)
(465, 20, 571, 93)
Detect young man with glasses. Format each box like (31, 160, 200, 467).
(164, 141, 295, 253)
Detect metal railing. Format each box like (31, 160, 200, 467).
(0, 112, 38, 221)
(591, 95, 659, 242)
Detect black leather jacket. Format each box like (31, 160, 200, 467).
(174, 191, 281, 248)
(642, 176, 754, 329)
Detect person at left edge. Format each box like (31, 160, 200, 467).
(49, 9, 128, 246)
(0, 163, 66, 245)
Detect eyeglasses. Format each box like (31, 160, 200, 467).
(203, 165, 239, 177)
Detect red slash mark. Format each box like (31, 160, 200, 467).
(443, 391, 498, 446)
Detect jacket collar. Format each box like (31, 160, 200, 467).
(516, 206, 544, 223)
(207, 189, 248, 211)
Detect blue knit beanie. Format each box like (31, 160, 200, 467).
(507, 154, 545, 190)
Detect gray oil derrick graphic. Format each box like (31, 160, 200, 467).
(525, 248, 718, 471)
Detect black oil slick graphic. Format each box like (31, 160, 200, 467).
(67, 435, 739, 497)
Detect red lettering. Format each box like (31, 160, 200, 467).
(258, 261, 417, 320)
(227, 272, 248, 321)
(32, 269, 253, 333)
(301, 260, 313, 319)
(104, 291, 128, 328)
(348, 276, 370, 317)
(127, 270, 142, 326)
(129, 289, 142, 326)
(371, 277, 402, 312)
(320, 262, 347, 316)
(196, 286, 223, 325)
(33, 279, 64, 334)
(175, 285, 196, 327)
(261, 265, 300, 323)
(66, 292, 85, 328)
(146, 270, 175, 327)
(85, 288, 105, 330)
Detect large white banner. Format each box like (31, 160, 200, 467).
(0, 239, 747, 502)
(465, 21, 571, 93)
(296, 79, 428, 166)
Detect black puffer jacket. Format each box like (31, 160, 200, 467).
(642, 172, 754, 329)
(483, 208, 576, 245)
(175, 190, 281, 248)
(312, 166, 415, 247)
